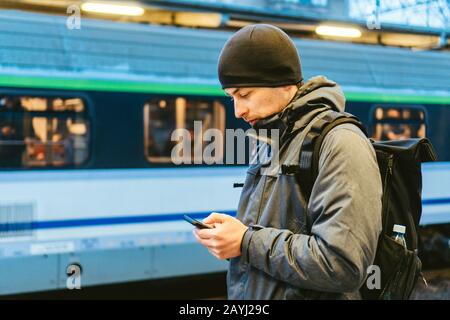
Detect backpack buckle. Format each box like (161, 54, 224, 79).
(281, 164, 300, 175)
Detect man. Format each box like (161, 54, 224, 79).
(193, 24, 383, 299)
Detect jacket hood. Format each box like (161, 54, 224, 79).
(288, 75, 346, 113)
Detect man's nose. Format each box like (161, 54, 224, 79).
(234, 102, 248, 119)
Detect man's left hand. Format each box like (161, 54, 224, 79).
(193, 212, 248, 260)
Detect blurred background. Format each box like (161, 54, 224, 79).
(0, 0, 449, 299)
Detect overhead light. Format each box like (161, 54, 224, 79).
(174, 12, 223, 28)
(315, 25, 362, 38)
(81, 2, 145, 16)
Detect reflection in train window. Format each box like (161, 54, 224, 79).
(371, 106, 426, 141)
(0, 95, 90, 168)
(144, 97, 225, 164)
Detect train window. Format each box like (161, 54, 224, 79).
(144, 97, 225, 164)
(0, 95, 90, 168)
(371, 106, 426, 141)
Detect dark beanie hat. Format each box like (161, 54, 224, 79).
(218, 24, 302, 89)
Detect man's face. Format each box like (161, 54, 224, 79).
(225, 86, 296, 126)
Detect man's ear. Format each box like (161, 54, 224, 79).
(283, 84, 297, 92)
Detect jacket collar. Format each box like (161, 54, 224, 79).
(253, 76, 340, 135)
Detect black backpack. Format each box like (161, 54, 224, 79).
(296, 108, 437, 300)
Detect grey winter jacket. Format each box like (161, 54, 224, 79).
(227, 76, 383, 300)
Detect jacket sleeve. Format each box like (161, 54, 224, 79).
(240, 125, 383, 292)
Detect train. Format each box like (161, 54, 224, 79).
(0, 10, 449, 296)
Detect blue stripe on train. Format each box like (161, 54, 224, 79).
(1, 197, 450, 232)
(422, 198, 450, 205)
(0, 210, 237, 232)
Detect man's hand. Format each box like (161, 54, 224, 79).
(193, 212, 248, 260)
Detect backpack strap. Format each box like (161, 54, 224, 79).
(298, 110, 368, 203)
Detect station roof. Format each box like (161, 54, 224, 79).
(0, 10, 449, 103)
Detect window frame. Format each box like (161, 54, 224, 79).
(143, 95, 226, 165)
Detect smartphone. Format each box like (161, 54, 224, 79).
(183, 214, 213, 229)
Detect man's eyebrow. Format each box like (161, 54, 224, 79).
(225, 88, 240, 96)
